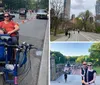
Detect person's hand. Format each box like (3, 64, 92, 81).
(85, 83, 89, 85)
(0, 30, 4, 34)
(7, 31, 12, 35)
(82, 81, 89, 85)
(84, 82, 89, 85)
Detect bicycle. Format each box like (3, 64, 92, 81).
(0, 34, 36, 85)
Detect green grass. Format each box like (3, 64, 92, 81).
(50, 29, 65, 41)
(57, 29, 65, 34)
(50, 35, 58, 41)
(50, 28, 65, 34)
(93, 67, 100, 75)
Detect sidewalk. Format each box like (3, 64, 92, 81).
(55, 34, 69, 41)
(51, 33, 69, 41)
(51, 75, 100, 85)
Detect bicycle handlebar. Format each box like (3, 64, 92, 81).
(0, 42, 37, 51)
(0, 43, 19, 48)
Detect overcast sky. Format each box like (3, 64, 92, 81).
(71, 0, 96, 17)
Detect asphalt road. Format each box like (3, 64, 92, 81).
(0, 13, 48, 85)
(55, 31, 100, 41)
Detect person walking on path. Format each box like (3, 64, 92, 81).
(63, 66, 68, 82)
(68, 32, 70, 38)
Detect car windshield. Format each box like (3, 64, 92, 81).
(19, 8, 26, 13)
(37, 9, 47, 13)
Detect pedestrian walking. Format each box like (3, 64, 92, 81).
(65, 29, 68, 36)
(68, 33, 70, 38)
(63, 66, 68, 82)
(78, 29, 80, 33)
(80, 62, 88, 85)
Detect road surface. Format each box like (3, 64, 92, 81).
(0, 13, 48, 85)
(55, 31, 100, 41)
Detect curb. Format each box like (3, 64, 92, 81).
(37, 22, 49, 85)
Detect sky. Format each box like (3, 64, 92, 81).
(50, 43, 93, 56)
(71, 0, 96, 17)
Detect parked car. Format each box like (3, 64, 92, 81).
(36, 9, 48, 19)
(19, 8, 27, 19)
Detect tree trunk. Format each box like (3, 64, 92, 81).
(54, 17, 59, 36)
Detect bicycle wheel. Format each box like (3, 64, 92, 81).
(1, 73, 7, 85)
(0, 74, 4, 85)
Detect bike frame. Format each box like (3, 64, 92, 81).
(0, 34, 34, 85)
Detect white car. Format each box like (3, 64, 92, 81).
(36, 9, 48, 19)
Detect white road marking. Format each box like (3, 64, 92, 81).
(96, 39, 100, 41)
(80, 32, 94, 41)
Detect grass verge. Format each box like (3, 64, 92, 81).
(93, 67, 100, 75)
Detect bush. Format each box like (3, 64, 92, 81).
(95, 27, 100, 33)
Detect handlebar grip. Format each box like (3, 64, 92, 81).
(5, 44, 18, 48)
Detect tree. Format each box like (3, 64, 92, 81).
(66, 56, 77, 63)
(3, 0, 38, 10)
(50, 0, 63, 36)
(78, 10, 94, 32)
(51, 51, 67, 64)
(74, 17, 83, 30)
(89, 43, 100, 66)
(39, 0, 49, 9)
(75, 56, 85, 63)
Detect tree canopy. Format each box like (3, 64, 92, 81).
(2, 0, 48, 10)
(89, 43, 100, 66)
(51, 51, 67, 64)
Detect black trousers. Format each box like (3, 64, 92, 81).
(82, 83, 85, 85)
(64, 73, 67, 80)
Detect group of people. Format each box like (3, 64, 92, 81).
(80, 62, 96, 85)
(63, 61, 96, 85)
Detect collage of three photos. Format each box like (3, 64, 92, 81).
(0, 0, 100, 85)
(50, 0, 100, 85)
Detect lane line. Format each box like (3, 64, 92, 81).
(80, 32, 93, 41)
(81, 32, 100, 40)
(96, 39, 100, 41)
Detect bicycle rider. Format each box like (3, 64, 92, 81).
(0, 12, 19, 44)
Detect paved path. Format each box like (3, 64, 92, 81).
(55, 31, 100, 41)
(51, 68, 100, 85)
(51, 75, 100, 85)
